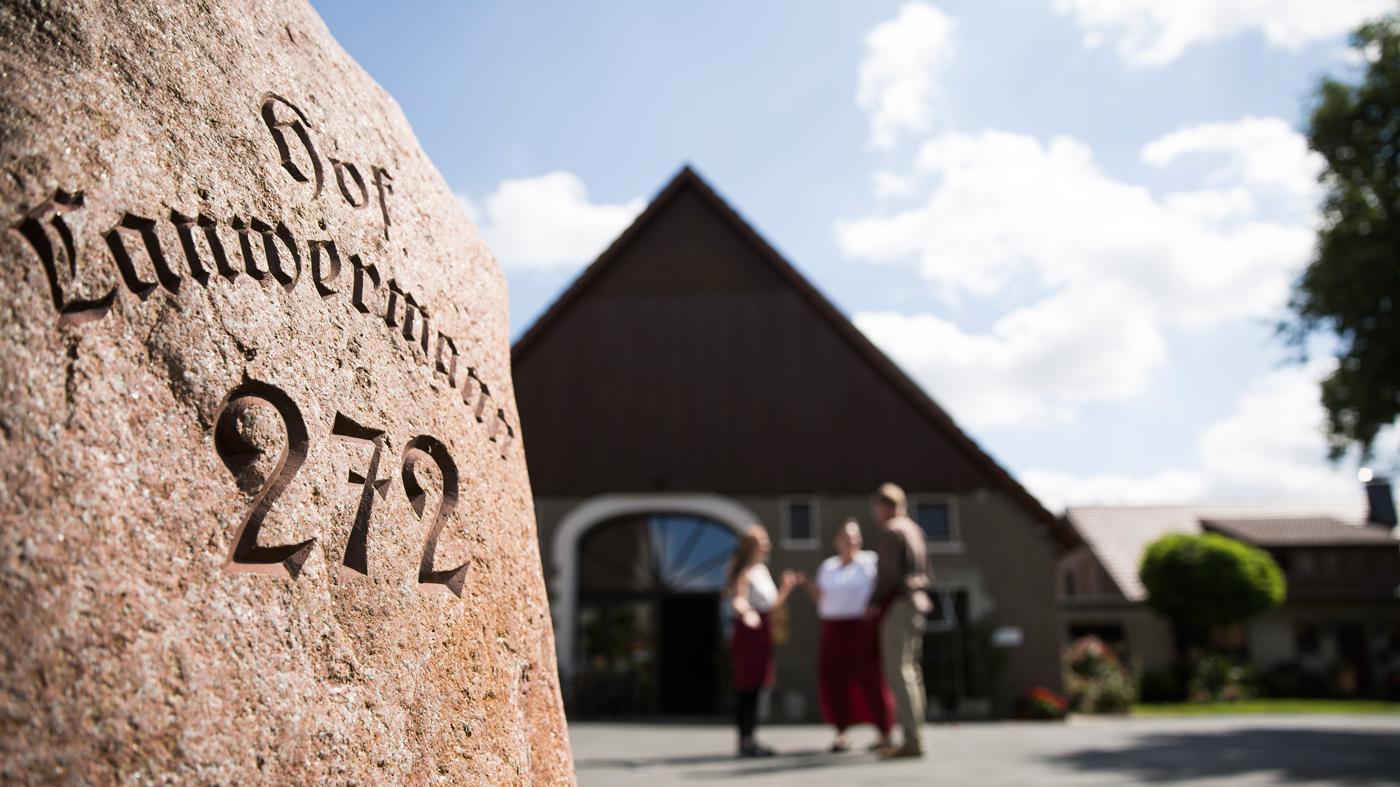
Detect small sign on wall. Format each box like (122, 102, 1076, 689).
(992, 626, 1025, 648)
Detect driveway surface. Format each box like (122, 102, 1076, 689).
(570, 715, 1400, 786)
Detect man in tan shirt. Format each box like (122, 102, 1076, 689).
(866, 482, 930, 759)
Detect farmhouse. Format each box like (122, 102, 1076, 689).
(513, 167, 1072, 720)
(1058, 479, 1400, 699)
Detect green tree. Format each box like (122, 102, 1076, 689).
(1139, 533, 1286, 649)
(1285, 12, 1400, 460)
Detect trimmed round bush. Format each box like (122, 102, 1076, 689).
(1139, 533, 1286, 637)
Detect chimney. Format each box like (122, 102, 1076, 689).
(1365, 475, 1397, 529)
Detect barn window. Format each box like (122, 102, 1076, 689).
(781, 498, 819, 549)
(912, 498, 960, 550)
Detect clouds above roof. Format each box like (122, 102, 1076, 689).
(856, 1, 956, 149)
(838, 117, 1316, 429)
(837, 120, 1316, 327)
(459, 171, 643, 272)
(1141, 116, 1322, 211)
(837, 4, 1392, 507)
(1024, 361, 1400, 511)
(854, 282, 1166, 428)
(1051, 0, 1393, 66)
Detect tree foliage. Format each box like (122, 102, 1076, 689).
(1139, 533, 1286, 642)
(1286, 14, 1400, 459)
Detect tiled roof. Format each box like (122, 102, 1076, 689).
(1202, 516, 1399, 546)
(1064, 500, 1378, 602)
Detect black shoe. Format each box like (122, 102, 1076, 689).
(738, 740, 777, 758)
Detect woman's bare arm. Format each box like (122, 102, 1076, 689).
(731, 572, 763, 628)
(773, 570, 799, 609)
(730, 572, 753, 615)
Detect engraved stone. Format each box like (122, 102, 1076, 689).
(0, 1, 572, 783)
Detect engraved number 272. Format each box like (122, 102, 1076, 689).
(213, 378, 470, 596)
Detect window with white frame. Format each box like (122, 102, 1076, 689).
(912, 497, 959, 549)
(780, 497, 819, 549)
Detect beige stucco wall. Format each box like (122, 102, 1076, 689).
(1060, 603, 1176, 673)
(535, 489, 1064, 720)
(1250, 601, 1400, 672)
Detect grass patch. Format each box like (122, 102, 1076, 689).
(1133, 699, 1400, 716)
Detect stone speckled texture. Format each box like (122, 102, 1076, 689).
(0, 1, 573, 783)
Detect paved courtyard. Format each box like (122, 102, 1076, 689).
(571, 715, 1400, 786)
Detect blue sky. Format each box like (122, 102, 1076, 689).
(313, 0, 1398, 510)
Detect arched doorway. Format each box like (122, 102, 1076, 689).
(551, 494, 757, 717)
(573, 513, 737, 716)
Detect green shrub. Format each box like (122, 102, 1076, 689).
(1187, 653, 1259, 702)
(1063, 637, 1137, 714)
(1139, 533, 1286, 646)
(1139, 667, 1186, 703)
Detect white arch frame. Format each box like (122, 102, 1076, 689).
(550, 493, 759, 686)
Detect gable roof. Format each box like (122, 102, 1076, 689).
(1065, 499, 1376, 601)
(1202, 516, 1399, 546)
(513, 165, 1068, 543)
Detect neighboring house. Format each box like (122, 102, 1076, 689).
(513, 167, 1074, 721)
(1059, 480, 1400, 699)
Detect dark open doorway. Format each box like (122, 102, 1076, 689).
(573, 513, 738, 717)
(659, 594, 723, 714)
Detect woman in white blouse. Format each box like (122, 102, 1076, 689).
(803, 518, 894, 752)
(725, 525, 798, 758)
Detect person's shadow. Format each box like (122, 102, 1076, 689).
(576, 747, 881, 779)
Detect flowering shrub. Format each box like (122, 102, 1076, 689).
(1018, 687, 1069, 720)
(1063, 636, 1136, 714)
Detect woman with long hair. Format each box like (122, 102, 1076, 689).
(725, 525, 797, 758)
(802, 518, 894, 752)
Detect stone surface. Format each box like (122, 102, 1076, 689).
(0, 1, 572, 783)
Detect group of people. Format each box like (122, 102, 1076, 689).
(724, 483, 932, 760)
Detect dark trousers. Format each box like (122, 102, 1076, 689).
(736, 689, 760, 739)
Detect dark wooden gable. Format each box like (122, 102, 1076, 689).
(513, 167, 1056, 527)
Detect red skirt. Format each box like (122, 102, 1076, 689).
(731, 612, 774, 690)
(818, 617, 894, 733)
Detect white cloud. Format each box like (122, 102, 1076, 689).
(836, 124, 1314, 327)
(1141, 116, 1323, 211)
(855, 282, 1166, 428)
(1022, 469, 1207, 512)
(460, 171, 643, 272)
(1023, 360, 1399, 510)
(1161, 188, 1255, 223)
(838, 118, 1319, 428)
(857, 2, 957, 149)
(1195, 361, 1374, 498)
(1051, 0, 1392, 66)
(872, 170, 918, 200)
